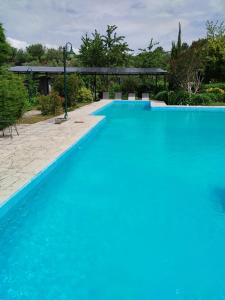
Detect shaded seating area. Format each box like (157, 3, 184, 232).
(10, 66, 168, 101)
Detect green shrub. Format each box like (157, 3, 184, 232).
(0, 68, 28, 129)
(206, 87, 224, 94)
(166, 90, 190, 105)
(202, 83, 225, 91)
(109, 83, 121, 98)
(76, 87, 93, 103)
(52, 74, 82, 106)
(38, 91, 63, 115)
(206, 92, 225, 102)
(121, 77, 140, 93)
(155, 91, 168, 101)
(189, 93, 211, 105)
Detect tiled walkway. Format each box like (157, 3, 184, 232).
(0, 100, 111, 205)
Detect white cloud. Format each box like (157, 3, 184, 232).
(7, 37, 28, 49)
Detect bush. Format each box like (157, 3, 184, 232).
(189, 93, 211, 105)
(38, 91, 63, 115)
(121, 77, 141, 93)
(155, 91, 168, 101)
(202, 83, 225, 91)
(109, 82, 121, 98)
(167, 91, 190, 105)
(76, 87, 93, 103)
(52, 74, 82, 106)
(206, 87, 224, 94)
(0, 68, 28, 129)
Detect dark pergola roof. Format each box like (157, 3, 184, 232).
(10, 66, 167, 75)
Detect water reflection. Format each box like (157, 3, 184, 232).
(214, 188, 225, 214)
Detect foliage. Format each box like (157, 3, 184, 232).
(108, 82, 121, 98)
(169, 37, 207, 93)
(205, 21, 225, 82)
(202, 83, 225, 90)
(38, 91, 63, 115)
(135, 39, 169, 69)
(121, 76, 141, 93)
(206, 87, 224, 94)
(0, 68, 28, 129)
(102, 25, 132, 66)
(25, 73, 39, 106)
(0, 23, 11, 66)
(79, 25, 132, 67)
(52, 74, 82, 105)
(155, 91, 168, 101)
(26, 44, 45, 61)
(189, 93, 211, 105)
(76, 87, 93, 102)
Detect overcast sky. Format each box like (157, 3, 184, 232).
(0, 0, 224, 52)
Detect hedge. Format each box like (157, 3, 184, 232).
(0, 69, 28, 130)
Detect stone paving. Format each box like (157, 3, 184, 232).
(0, 100, 112, 205)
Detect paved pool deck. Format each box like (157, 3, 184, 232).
(0, 100, 112, 205)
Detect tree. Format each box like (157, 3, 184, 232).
(0, 23, 11, 66)
(79, 25, 131, 67)
(205, 20, 225, 82)
(102, 25, 131, 66)
(26, 44, 45, 61)
(169, 39, 207, 93)
(0, 68, 28, 129)
(52, 74, 82, 105)
(79, 31, 106, 67)
(135, 38, 169, 69)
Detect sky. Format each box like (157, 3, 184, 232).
(0, 0, 224, 52)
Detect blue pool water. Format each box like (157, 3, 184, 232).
(1, 101, 225, 299)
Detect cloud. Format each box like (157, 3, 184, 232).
(7, 37, 28, 49)
(0, 0, 224, 52)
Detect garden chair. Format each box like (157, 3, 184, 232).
(128, 93, 135, 100)
(102, 92, 110, 100)
(142, 93, 149, 100)
(115, 92, 122, 99)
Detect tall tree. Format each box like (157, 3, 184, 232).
(79, 31, 106, 67)
(102, 25, 131, 66)
(79, 25, 131, 67)
(177, 22, 182, 51)
(135, 38, 169, 69)
(26, 44, 45, 61)
(205, 20, 225, 82)
(0, 23, 11, 66)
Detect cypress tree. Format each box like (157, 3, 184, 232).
(0, 23, 11, 65)
(177, 22, 182, 52)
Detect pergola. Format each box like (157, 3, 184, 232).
(10, 66, 168, 100)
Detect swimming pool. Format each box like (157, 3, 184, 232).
(0, 101, 225, 299)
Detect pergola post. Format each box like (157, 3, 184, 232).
(94, 74, 97, 101)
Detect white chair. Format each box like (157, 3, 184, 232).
(142, 93, 149, 100)
(128, 93, 135, 100)
(115, 92, 122, 99)
(102, 92, 109, 100)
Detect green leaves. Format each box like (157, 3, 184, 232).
(0, 23, 11, 66)
(79, 25, 132, 67)
(0, 68, 28, 129)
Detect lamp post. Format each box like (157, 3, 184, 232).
(26, 67, 33, 103)
(63, 42, 73, 119)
